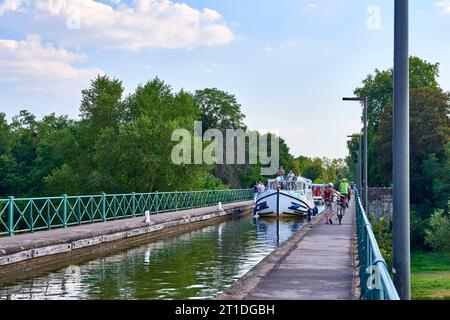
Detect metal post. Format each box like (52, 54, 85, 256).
(363, 97, 369, 214)
(8, 196, 14, 236)
(393, 0, 411, 300)
(47, 202, 51, 230)
(62, 194, 68, 228)
(132, 192, 136, 217)
(175, 191, 178, 211)
(77, 199, 81, 225)
(155, 191, 159, 214)
(102, 193, 106, 222)
(342, 97, 369, 210)
(358, 136, 362, 195)
(29, 201, 34, 233)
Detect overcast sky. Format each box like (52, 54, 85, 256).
(1, 0, 450, 159)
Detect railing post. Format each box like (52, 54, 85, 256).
(132, 192, 136, 217)
(113, 196, 117, 220)
(62, 194, 68, 228)
(190, 190, 193, 209)
(90, 198, 94, 223)
(29, 201, 34, 233)
(47, 201, 51, 230)
(175, 191, 178, 211)
(155, 191, 159, 214)
(102, 193, 106, 222)
(77, 199, 81, 225)
(8, 196, 14, 236)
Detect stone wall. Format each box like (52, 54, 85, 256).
(368, 187, 393, 221)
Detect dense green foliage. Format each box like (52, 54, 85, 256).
(369, 216, 393, 270)
(425, 203, 450, 253)
(348, 57, 450, 250)
(1, 75, 348, 198)
(0, 76, 222, 196)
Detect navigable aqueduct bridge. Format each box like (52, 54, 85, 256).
(0, 189, 399, 300)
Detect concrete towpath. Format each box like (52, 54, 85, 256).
(221, 198, 357, 300)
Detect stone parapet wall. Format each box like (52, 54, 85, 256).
(368, 187, 393, 221)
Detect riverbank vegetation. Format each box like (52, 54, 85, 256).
(350, 56, 450, 299)
(1, 76, 348, 198)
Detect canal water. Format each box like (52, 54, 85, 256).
(0, 214, 308, 300)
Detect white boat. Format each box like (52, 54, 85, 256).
(253, 176, 318, 218)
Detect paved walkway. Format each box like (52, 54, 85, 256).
(248, 199, 355, 300)
(221, 199, 356, 300)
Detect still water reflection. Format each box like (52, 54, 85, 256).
(0, 215, 305, 300)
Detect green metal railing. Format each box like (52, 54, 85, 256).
(355, 191, 400, 300)
(0, 189, 253, 236)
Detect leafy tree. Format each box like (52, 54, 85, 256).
(354, 57, 441, 186)
(80, 75, 124, 131)
(351, 57, 449, 251)
(377, 87, 449, 210)
(0, 113, 15, 196)
(43, 164, 80, 196)
(425, 204, 450, 253)
(194, 88, 246, 131)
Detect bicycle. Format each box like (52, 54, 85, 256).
(336, 196, 346, 225)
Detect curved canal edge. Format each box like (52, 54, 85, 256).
(0, 201, 253, 281)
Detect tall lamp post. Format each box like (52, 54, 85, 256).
(343, 96, 368, 215)
(393, 0, 411, 300)
(347, 135, 362, 195)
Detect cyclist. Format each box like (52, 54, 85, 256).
(323, 183, 335, 225)
(339, 178, 351, 208)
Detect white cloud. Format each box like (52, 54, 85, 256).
(264, 47, 274, 54)
(435, 0, 450, 13)
(0, 34, 103, 91)
(3, 0, 234, 50)
(306, 3, 319, 9)
(201, 62, 221, 73)
(0, 0, 24, 15)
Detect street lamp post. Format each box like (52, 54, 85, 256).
(347, 135, 362, 195)
(393, 0, 411, 300)
(343, 97, 368, 215)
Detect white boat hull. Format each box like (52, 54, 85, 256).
(254, 189, 316, 218)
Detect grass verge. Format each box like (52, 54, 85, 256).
(411, 251, 450, 300)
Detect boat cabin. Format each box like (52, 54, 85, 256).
(267, 176, 313, 197)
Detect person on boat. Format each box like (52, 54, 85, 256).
(257, 181, 265, 194)
(271, 179, 280, 190)
(339, 178, 351, 208)
(277, 166, 285, 177)
(287, 170, 295, 190)
(253, 184, 259, 203)
(324, 183, 336, 225)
